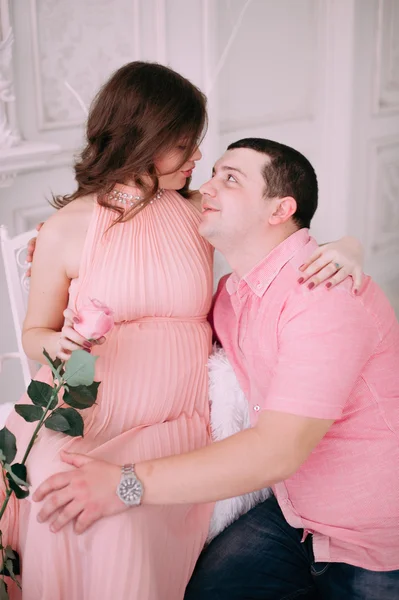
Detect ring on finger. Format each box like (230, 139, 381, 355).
(334, 262, 341, 270)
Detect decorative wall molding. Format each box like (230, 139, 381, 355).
(0, 27, 20, 148)
(197, 0, 220, 183)
(0, 0, 21, 149)
(373, 0, 399, 115)
(0, 0, 60, 186)
(0, 140, 61, 186)
(220, 109, 315, 135)
(133, 0, 141, 62)
(14, 204, 54, 234)
(217, 0, 317, 135)
(30, 0, 142, 131)
(367, 136, 399, 258)
(155, 0, 167, 64)
(0, 170, 15, 187)
(201, 0, 212, 95)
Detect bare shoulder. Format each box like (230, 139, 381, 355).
(38, 195, 95, 242)
(187, 190, 202, 213)
(34, 195, 96, 279)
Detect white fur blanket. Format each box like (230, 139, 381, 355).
(207, 346, 270, 542)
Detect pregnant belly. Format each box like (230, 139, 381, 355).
(82, 320, 212, 435)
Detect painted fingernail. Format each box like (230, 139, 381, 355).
(298, 277, 304, 284)
(83, 341, 91, 349)
(308, 282, 315, 290)
(353, 289, 358, 295)
(326, 282, 332, 289)
(73, 317, 81, 323)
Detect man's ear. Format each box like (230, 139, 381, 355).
(268, 196, 297, 225)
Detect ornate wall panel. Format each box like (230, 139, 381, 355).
(31, 0, 141, 130)
(367, 137, 399, 256)
(374, 0, 399, 114)
(216, 0, 318, 133)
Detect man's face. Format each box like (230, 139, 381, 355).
(198, 148, 273, 247)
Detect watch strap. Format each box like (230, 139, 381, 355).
(121, 464, 135, 477)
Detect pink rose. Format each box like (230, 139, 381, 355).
(74, 299, 114, 341)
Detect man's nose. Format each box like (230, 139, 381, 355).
(199, 178, 216, 197)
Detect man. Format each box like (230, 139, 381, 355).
(33, 139, 399, 599)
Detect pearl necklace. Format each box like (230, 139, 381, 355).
(108, 188, 164, 207)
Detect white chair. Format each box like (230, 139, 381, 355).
(0, 225, 39, 388)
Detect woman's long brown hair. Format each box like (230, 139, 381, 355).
(52, 62, 207, 222)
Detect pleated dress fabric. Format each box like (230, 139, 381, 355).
(3, 186, 214, 599)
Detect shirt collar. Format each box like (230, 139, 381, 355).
(226, 228, 310, 297)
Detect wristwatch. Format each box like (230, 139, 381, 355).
(116, 464, 143, 507)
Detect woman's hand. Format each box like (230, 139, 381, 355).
(298, 236, 364, 293)
(33, 451, 124, 534)
(57, 308, 105, 362)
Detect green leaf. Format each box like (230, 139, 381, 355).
(27, 380, 57, 409)
(4, 548, 16, 562)
(0, 429, 16, 465)
(0, 546, 20, 581)
(0, 578, 8, 600)
(5, 473, 29, 500)
(42, 349, 63, 380)
(45, 408, 84, 437)
(64, 350, 98, 387)
(6, 464, 29, 488)
(44, 411, 70, 433)
(63, 381, 100, 410)
(14, 404, 44, 423)
(4, 561, 13, 582)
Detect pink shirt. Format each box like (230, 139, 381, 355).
(213, 228, 399, 571)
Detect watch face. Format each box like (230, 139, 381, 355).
(118, 477, 143, 505)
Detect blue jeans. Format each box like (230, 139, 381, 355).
(185, 495, 399, 600)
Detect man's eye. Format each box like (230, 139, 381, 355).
(227, 174, 237, 182)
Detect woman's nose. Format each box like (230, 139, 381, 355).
(191, 146, 202, 162)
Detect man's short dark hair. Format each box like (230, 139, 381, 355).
(227, 138, 318, 229)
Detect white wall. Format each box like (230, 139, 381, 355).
(0, 0, 398, 403)
(214, 0, 399, 298)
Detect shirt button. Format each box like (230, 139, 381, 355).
(256, 282, 262, 289)
(253, 404, 260, 411)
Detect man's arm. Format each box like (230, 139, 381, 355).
(32, 409, 333, 534)
(135, 410, 333, 504)
(33, 287, 377, 532)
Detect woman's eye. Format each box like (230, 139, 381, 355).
(227, 174, 237, 182)
(178, 145, 188, 151)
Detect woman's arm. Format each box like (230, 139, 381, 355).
(22, 215, 71, 362)
(298, 236, 364, 292)
(22, 205, 92, 363)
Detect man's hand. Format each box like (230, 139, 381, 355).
(26, 222, 44, 277)
(32, 451, 125, 534)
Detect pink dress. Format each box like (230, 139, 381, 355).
(2, 187, 214, 599)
